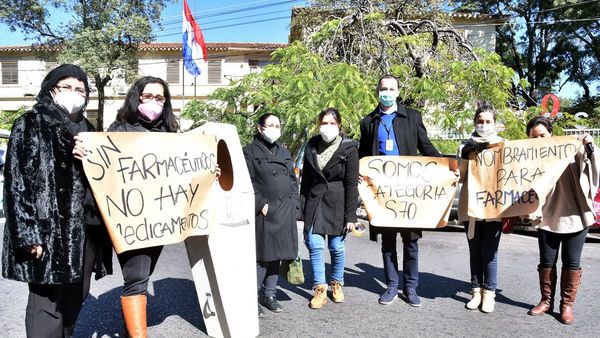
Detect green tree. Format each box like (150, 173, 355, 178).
(0, 0, 172, 130)
(0, 106, 27, 131)
(183, 42, 376, 153)
(452, 0, 600, 106)
(183, 39, 521, 154)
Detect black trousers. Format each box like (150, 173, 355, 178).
(25, 236, 96, 338)
(256, 260, 280, 298)
(118, 246, 163, 296)
(538, 228, 588, 269)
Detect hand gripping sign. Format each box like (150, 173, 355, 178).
(80, 123, 258, 338)
(466, 135, 581, 220)
(358, 156, 458, 228)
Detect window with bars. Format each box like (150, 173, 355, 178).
(208, 59, 222, 84)
(1, 60, 18, 85)
(166, 59, 180, 84)
(249, 59, 260, 73)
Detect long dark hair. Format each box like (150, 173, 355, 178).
(115, 76, 179, 131)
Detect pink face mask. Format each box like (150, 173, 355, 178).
(138, 100, 163, 121)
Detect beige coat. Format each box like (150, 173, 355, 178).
(535, 146, 599, 233)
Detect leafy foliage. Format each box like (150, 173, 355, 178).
(0, 106, 27, 131)
(183, 39, 521, 154)
(451, 0, 600, 106)
(0, 0, 172, 130)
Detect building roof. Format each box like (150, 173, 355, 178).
(0, 42, 287, 53)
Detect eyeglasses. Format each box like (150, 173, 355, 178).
(140, 93, 166, 105)
(55, 85, 86, 96)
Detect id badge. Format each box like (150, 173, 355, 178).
(385, 139, 394, 152)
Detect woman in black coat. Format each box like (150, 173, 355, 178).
(301, 108, 359, 309)
(2, 64, 112, 338)
(243, 113, 299, 317)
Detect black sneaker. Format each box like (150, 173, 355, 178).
(400, 289, 421, 307)
(260, 296, 283, 313)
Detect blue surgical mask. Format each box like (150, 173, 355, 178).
(378, 91, 396, 107)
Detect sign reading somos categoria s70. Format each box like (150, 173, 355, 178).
(79, 132, 218, 254)
(466, 135, 582, 219)
(358, 156, 458, 228)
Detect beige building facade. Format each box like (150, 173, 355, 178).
(0, 42, 283, 130)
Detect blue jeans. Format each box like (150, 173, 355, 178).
(305, 227, 346, 286)
(381, 230, 419, 291)
(464, 220, 502, 291)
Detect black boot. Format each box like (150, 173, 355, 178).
(260, 296, 283, 313)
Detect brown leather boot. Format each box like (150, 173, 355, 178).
(559, 268, 582, 325)
(528, 265, 556, 316)
(121, 294, 148, 338)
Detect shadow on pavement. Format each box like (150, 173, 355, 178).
(74, 277, 205, 337)
(263, 258, 533, 313)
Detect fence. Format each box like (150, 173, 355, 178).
(564, 128, 600, 137)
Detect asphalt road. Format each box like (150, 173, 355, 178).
(1, 221, 600, 337)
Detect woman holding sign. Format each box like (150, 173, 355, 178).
(300, 108, 359, 309)
(2, 64, 112, 337)
(108, 76, 179, 337)
(526, 116, 598, 324)
(243, 113, 299, 318)
(458, 102, 504, 313)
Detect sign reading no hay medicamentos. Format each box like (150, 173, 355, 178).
(80, 132, 218, 254)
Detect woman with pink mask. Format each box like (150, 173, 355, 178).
(108, 76, 179, 337)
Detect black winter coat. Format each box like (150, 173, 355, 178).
(243, 137, 299, 262)
(301, 136, 359, 235)
(2, 104, 105, 284)
(358, 103, 441, 241)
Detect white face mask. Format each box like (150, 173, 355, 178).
(319, 125, 339, 143)
(53, 91, 86, 114)
(475, 123, 496, 138)
(261, 127, 281, 144)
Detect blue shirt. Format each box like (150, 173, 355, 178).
(378, 112, 399, 155)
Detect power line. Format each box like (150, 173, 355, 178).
(537, 0, 600, 13)
(155, 8, 291, 36)
(155, 15, 291, 39)
(154, 0, 302, 31)
(156, 0, 302, 25)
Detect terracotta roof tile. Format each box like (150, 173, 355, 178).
(0, 42, 287, 53)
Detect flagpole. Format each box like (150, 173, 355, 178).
(182, 56, 185, 112)
(193, 0, 197, 99)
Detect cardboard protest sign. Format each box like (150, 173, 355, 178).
(79, 132, 218, 254)
(358, 156, 458, 228)
(467, 135, 581, 219)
